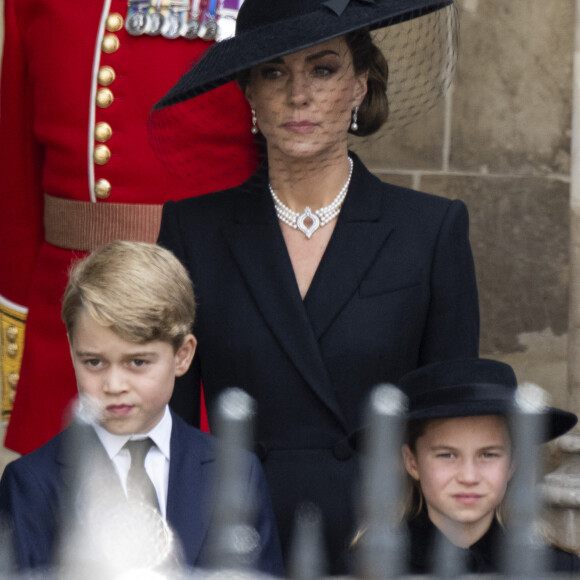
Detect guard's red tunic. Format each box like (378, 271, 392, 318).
(0, 0, 257, 453)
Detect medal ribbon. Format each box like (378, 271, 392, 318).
(221, 0, 244, 8)
(190, 0, 203, 17)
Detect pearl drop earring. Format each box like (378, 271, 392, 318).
(350, 106, 359, 132)
(251, 108, 259, 135)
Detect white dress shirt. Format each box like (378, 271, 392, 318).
(93, 406, 172, 519)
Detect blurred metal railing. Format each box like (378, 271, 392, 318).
(2, 384, 580, 578)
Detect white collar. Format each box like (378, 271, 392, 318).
(93, 406, 172, 461)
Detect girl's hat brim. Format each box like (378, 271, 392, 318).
(400, 358, 578, 442)
(350, 359, 578, 449)
(404, 388, 578, 442)
(154, 0, 454, 110)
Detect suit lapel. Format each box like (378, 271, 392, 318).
(303, 156, 395, 339)
(57, 423, 125, 509)
(57, 423, 118, 480)
(222, 167, 348, 430)
(166, 414, 215, 567)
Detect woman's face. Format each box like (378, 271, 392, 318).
(402, 415, 514, 546)
(245, 37, 368, 162)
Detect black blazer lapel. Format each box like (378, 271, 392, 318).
(304, 155, 395, 340)
(222, 170, 348, 430)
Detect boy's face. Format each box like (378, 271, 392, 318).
(69, 308, 196, 435)
(402, 415, 513, 547)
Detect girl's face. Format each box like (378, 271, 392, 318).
(402, 415, 514, 547)
(244, 36, 368, 163)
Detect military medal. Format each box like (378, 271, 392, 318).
(183, 0, 202, 38)
(183, 17, 200, 39)
(198, 0, 218, 40)
(148, 12, 165, 35)
(125, 0, 243, 40)
(162, 2, 188, 39)
(126, 1, 152, 35)
(200, 18, 218, 40)
(162, 11, 182, 38)
(148, 2, 165, 35)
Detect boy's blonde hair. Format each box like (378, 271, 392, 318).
(62, 241, 195, 351)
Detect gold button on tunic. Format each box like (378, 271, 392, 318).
(102, 33, 120, 54)
(97, 65, 116, 87)
(96, 88, 114, 108)
(94, 144, 111, 165)
(106, 13, 124, 32)
(95, 122, 113, 143)
(94, 178, 112, 199)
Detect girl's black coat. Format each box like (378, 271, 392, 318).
(158, 153, 480, 573)
(408, 509, 580, 574)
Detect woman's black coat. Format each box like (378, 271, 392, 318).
(157, 153, 480, 574)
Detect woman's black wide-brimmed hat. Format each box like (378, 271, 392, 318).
(400, 358, 577, 442)
(154, 0, 455, 110)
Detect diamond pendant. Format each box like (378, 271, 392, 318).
(297, 207, 320, 239)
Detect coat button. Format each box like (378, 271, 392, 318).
(98, 65, 116, 87)
(96, 88, 114, 109)
(333, 438, 354, 461)
(102, 33, 120, 54)
(7, 372, 19, 389)
(6, 343, 18, 358)
(95, 179, 112, 199)
(106, 13, 124, 32)
(95, 122, 113, 143)
(94, 145, 111, 165)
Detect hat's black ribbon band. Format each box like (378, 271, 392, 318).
(410, 383, 515, 411)
(323, 0, 375, 17)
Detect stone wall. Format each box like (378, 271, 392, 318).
(0, 1, 577, 469)
(352, 0, 576, 413)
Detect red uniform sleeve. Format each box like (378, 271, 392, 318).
(0, 0, 44, 306)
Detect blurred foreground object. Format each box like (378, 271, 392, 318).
(502, 383, 549, 579)
(206, 387, 261, 572)
(355, 385, 408, 579)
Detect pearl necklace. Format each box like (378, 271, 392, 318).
(269, 157, 354, 239)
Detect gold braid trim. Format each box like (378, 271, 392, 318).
(1, 303, 27, 421)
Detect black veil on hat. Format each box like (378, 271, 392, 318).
(148, 0, 459, 188)
(154, 0, 456, 111)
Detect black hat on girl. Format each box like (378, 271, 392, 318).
(399, 358, 577, 442)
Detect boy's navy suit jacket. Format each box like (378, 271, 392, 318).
(0, 410, 284, 576)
